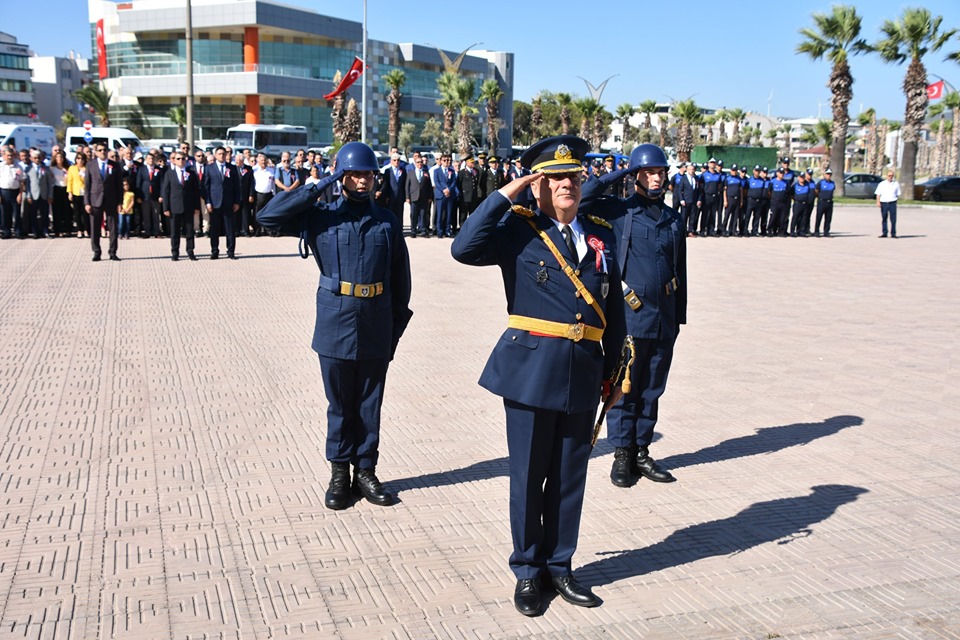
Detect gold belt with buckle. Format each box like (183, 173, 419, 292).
(339, 281, 384, 298)
(507, 315, 604, 343)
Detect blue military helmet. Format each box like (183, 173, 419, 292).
(627, 143, 669, 172)
(336, 141, 380, 173)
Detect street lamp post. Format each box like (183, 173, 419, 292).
(185, 0, 195, 151)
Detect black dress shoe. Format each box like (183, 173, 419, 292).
(352, 468, 394, 506)
(325, 462, 352, 510)
(513, 579, 541, 616)
(610, 447, 634, 487)
(551, 575, 599, 608)
(633, 447, 676, 483)
(92, 255, 101, 262)
(210, 254, 219, 260)
(228, 254, 238, 260)
(172, 256, 179, 261)
(188, 254, 198, 261)
(109, 255, 121, 261)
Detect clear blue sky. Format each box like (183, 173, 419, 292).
(12, 0, 960, 121)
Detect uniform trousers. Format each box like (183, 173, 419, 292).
(722, 198, 740, 235)
(769, 198, 790, 235)
(318, 356, 389, 469)
(701, 193, 721, 235)
(89, 209, 118, 258)
(169, 213, 195, 256)
(208, 206, 236, 256)
(758, 198, 771, 235)
(747, 197, 765, 235)
(606, 335, 677, 449)
(790, 201, 809, 235)
(815, 199, 833, 234)
(504, 399, 592, 580)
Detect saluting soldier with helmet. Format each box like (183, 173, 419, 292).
(257, 141, 413, 511)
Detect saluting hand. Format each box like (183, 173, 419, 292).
(497, 171, 540, 203)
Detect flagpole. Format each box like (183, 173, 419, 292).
(360, 0, 367, 144)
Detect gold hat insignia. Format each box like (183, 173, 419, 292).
(554, 144, 572, 162)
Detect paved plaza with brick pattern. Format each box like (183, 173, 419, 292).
(1, 203, 958, 639)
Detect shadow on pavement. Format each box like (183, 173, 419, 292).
(658, 414, 862, 472)
(577, 484, 868, 588)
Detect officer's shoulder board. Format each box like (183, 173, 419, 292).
(510, 205, 535, 218)
(585, 214, 612, 229)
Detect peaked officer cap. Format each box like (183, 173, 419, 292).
(521, 135, 589, 174)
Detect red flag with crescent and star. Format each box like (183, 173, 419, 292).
(324, 57, 366, 101)
(96, 19, 108, 79)
(927, 80, 944, 100)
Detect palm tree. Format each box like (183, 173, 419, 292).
(436, 72, 459, 147)
(615, 103, 635, 149)
(703, 114, 717, 143)
(638, 99, 657, 133)
(871, 8, 957, 199)
(797, 5, 867, 193)
(716, 109, 728, 143)
(330, 71, 347, 143)
(726, 107, 746, 144)
(592, 108, 607, 154)
(531, 94, 543, 140)
(74, 83, 112, 127)
(478, 79, 504, 153)
(671, 99, 702, 161)
(802, 120, 834, 171)
(658, 115, 669, 149)
(453, 76, 478, 156)
(168, 105, 186, 143)
(764, 128, 778, 148)
(382, 69, 406, 150)
(944, 92, 960, 174)
(556, 93, 573, 135)
(344, 98, 361, 142)
(573, 98, 601, 150)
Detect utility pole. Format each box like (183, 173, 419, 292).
(185, 0, 195, 151)
(360, 0, 367, 144)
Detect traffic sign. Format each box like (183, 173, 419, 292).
(83, 120, 93, 131)
(83, 131, 93, 143)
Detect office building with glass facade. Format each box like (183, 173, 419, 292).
(88, 0, 514, 151)
(0, 32, 35, 124)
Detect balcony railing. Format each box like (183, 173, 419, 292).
(115, 61, 324, 79)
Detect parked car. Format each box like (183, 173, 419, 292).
(914, 176, 960, 201)
(843, 173, 883, 199)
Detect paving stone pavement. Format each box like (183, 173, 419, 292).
(0, 204, 958, 640)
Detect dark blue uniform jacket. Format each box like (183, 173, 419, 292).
(256, 172, 413, 361)
(451, 192, 625, 414)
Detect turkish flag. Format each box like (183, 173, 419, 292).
(324, 57, 366, 101)
(927, 80, 944, 100)
(96, 19, 108, 79)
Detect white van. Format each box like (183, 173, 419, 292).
(0, 123, 57, 156)
(65, 126, 142, 162)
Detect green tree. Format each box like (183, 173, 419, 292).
(512, 100, 533, 146)
(726, 107, 746, 144)
(382, 69, 406, 150)
(671, 99, 702, 161)
(870, 8, 956, 198)
(797, 5, 867, 192)
(658, 115, 670, 149)
(943, 92, 960, 174)
(531, 94, 543, 140)
(168, 105, 187, 143)
(857, 108, 878, 173)
(802, 119, 834, 170)
(421, 117, 444, 147)
(398, 122, 416, 156)
(615, 103, 636, 149)
(573, 97, 601, 150)
(556, 92, 573, 135)
(436, 72, 459, 146)
(478, 79, 504, 153)
(74, 83, 112, 127)
(638, 99, 657, 133)
(452, 76, 478, 156)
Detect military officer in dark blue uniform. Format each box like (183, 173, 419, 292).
(721, 163, 743, 237)
(579, 143, 686, 488)
(814, 168, 837, 237)
(768, 167, 791, 236)
(256, 141, 413, 511)
(699, 158, 723, 236)
(452, 135, 626, 617)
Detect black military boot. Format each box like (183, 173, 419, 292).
(324, 462, 352, 510)
(353, 467, 394, 506)
(634, 446, 676, 483)
(610, 447, 635, 487)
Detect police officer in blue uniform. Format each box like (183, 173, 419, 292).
(814, 168, 836, 237)
(256, 141, 413, 511)
(745, 165, 766, 237)
(756, 167, 772, 237)
(790, 171, 814, 237)
(699, 158, 723, 236)
(780, 156, 796, 189)
(580, 143, 687, 487)
(802, 168, 817, 235)
(721, 163, 743, 237)
(451, 135, 625, 617)
(768, 167, 791, 236)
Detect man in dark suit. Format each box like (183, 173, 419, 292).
(457, 155, 481, 229)
(404, 154, 432, 237)
(431, 154, 458, 238)
(137, 152, 165, 238)
(675, 162, 701, 235)
(162, 151, 201, 261)
(381, 152, 407, 222)
(84, 143, 122, 261)
(202, 146, 241, 259)
(452, 136, 626, 617)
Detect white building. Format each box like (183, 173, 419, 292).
(0, 32, 35, 124)
(28, 54, 90, 127)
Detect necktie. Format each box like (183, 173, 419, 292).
(417, 169, 422, 181)
(100, 162, 106, 178)
(561, 224, 577, 261)
(178, 169, 184, 185)
(219, 164, 225, 176)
